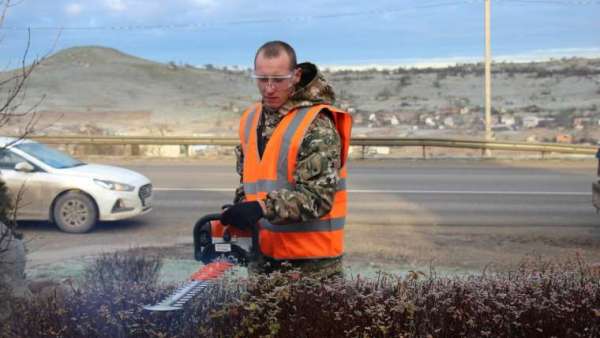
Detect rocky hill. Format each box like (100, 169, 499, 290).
(2, 46, 599, 141)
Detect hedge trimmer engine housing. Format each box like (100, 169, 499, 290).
(193, 213, 255, 266)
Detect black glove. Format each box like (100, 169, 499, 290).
(220, 201, 263, 231)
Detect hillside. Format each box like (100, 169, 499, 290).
(2, 46, 257, 135)
(2, 46, 600, 141)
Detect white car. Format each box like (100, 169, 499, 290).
(0, 137, 152, 233)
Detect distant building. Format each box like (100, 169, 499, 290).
(353, 113, 364, 125)
(522, 115, 539, 128)
(537, 117, 555, 128)
(424, 116, 436, 127)
(526, 135, 538, 143)
(443, 116, 455, 128)
(500, 114, 516, 127)
(381, 113, 400, 126)
(368, 113, 381, 128)
(438, 107, 460, 115)
(555, 134, 573, 144)
(490, 114, 501, 124)
(492, 125, 511, 132)
(573, 117, 593, 128)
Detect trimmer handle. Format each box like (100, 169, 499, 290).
(193, 213, 221, 262)
(193, 212, 259, 265)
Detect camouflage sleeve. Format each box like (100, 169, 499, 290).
(263, 110, 341, 224)
(233, 144, 245, 204)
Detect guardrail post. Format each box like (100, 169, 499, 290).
(131, 144, 140, 156)
(361, 145, 366, 160)
(180, 145, 189, 157)
(422, 146, 427, 159)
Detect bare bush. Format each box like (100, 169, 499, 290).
(2, 252, 599, 337)
(83, 250, 163, 293)
(0, 0, 53, 312)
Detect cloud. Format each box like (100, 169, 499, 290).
(65, 3, 83, 16)
(105, 0, 127, 12)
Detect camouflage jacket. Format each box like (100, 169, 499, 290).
(235, 62, 342, 224)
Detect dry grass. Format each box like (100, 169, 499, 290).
(345, 222, 600, 272)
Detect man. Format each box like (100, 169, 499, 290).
(220, 41, 352, 278)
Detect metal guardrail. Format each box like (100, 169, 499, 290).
(31, 135, 240, 146)
(30, 135, 597, 158)
(350, 137, 597, 156)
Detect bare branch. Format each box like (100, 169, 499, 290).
(0, 177, 17, 256)
(0, 0, 10, 28)
(46, 27, 63, 56)
(7, 0, 24, 8)
(0, 0, 48, 256)
(0, 73, 23, 87)
(0, 28, 47, 133)
(10, 181, 27, 223)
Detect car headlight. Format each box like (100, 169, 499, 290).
(94, 179, 135, 192)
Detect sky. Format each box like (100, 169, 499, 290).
(1, 0, 599, 69)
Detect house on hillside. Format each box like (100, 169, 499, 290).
(368, 113, 381, 128)
(500, 114, 516, 127)
(443, 116, 455, 128)
(353, 112, 364, 125)
(555, 133, 573, 144)
(537, 116, 556, 128)
(573, 117, 593, 129)
(438, 106, 461, 116)
(424, 116, 437, 128)
(522, 115, 539, 128)
(526, 135, 538, 143)
(381, 113, 400, 126)
(492, 125, 511, 132)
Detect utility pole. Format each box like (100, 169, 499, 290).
(484, 0, 493, 156)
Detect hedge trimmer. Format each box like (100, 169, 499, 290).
(143, 213, 256, 311)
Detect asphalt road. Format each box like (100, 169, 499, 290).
(20, 158, 599, 265)
(130, 158, 599, 228)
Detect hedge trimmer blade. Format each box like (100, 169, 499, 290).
(143, 260, 234, 311)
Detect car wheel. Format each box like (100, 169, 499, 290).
(53, 192, 97, 233)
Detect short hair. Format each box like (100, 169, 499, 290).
(254, 40, 297, 71)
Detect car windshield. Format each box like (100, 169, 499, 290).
(15, 142, 85, 169)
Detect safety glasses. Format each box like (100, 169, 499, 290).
(251, 71, 294, 88)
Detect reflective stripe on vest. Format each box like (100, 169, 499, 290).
(244, 178, 347, 195)
(259, 217, 345, 233)
(239, 103, 352, 260)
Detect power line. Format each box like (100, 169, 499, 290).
(3, 0, 596, 32)
(498, 0, 600, 5)
(0, 1, 478, 31)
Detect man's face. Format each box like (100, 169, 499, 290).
(254, 51, 301, 110)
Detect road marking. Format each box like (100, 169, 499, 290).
(153, 187, 588, 196)
(155, 187, 232, 192)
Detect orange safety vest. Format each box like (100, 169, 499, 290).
(239, 103, 352, 260)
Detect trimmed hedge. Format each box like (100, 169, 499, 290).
(2, 252, 599, 337)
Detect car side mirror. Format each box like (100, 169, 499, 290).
(14, 162, 34, 173)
